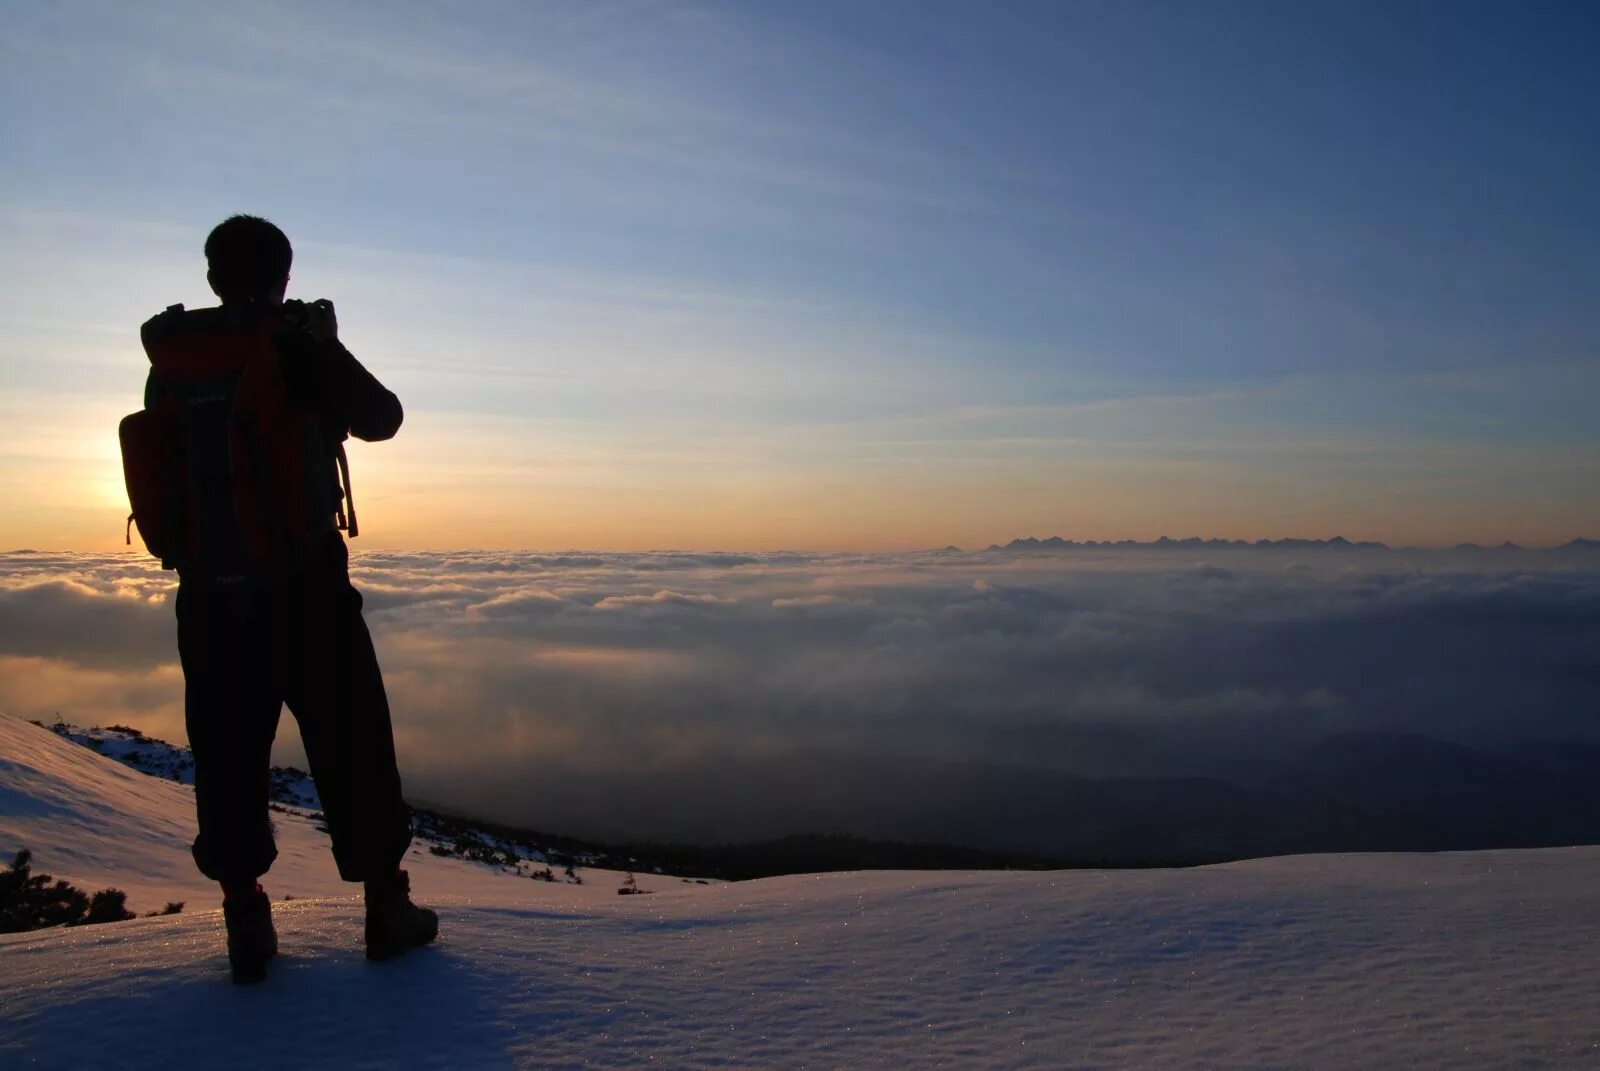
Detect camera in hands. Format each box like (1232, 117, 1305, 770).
(280, 297, 338, 341)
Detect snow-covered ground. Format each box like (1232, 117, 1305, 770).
(3, 713, 1599, 1068)
(25, 720, 672, 888)
(0, 715, 644, 912)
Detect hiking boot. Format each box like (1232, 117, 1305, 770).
(364, 869, 437, 961)
(222, 883, 278, 985)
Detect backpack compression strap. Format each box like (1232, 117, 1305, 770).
(335, 443, 359, 539)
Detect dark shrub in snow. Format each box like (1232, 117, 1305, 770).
(0, 851, 136, 932)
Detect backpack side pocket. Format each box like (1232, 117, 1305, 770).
(119, 403, 186, 568)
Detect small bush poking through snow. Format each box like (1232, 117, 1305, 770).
(0, 850, 136, 933)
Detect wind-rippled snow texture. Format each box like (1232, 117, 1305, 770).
(4, 850, 1600, 1069)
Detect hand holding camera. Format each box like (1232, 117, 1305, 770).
(281, 297, 339, 343)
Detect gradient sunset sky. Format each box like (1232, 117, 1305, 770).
(3, 0, 1597, 551)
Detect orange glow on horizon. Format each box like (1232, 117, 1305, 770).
(4, 408, 1595, 554)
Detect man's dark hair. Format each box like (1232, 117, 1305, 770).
(205, 215, 292, 302)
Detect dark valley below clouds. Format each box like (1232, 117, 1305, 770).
(2, 543, 1598, 863)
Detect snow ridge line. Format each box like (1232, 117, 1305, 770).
(35, 720, 672, 887)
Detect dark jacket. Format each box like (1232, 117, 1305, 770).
(275, 328, 405, 448)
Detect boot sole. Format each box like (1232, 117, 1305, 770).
(228, 940, 278, 984)
(366, 929, 438, 962)
(230, 953, 273, 984)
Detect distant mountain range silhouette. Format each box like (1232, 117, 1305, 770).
(990, 535, 1600, 553)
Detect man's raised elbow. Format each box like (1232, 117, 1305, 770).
(356, 395, 404, 442)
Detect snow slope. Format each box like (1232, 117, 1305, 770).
(0, 716, 650, 914)
(3, 714, 1600, 1069)
(31, 720, 649, 888)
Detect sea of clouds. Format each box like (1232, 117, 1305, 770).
(2, 547, 1596, 850)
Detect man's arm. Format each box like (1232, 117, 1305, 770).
(321, 340, 403, 442)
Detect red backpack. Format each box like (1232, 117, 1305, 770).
(120, 303, 357, 586)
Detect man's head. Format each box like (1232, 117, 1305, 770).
(205, 215, 292, 305)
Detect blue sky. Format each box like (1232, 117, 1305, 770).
(2, 0, 1597, 548)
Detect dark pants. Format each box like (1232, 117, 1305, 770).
(177, 545, 412, 884)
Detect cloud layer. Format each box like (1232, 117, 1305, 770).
(3, 547, 1597, 852)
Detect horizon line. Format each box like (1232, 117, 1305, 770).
(6, 534, 1597, 558)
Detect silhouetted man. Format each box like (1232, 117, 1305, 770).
(130, 215, 436, 983)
